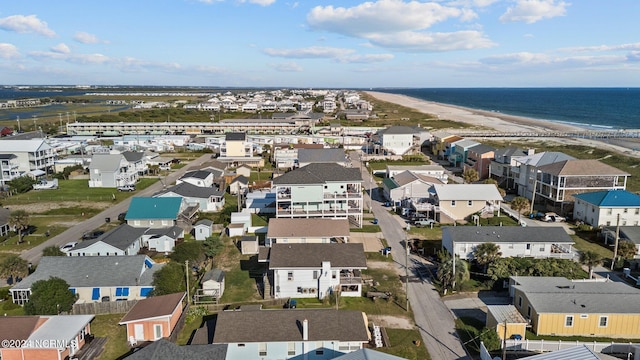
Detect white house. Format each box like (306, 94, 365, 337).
(89, 153, 138, 188)
(573, 190, 640, 227)
(10, 255, 162, 304)
(442, 226, 575, 260)
(0, 138, 56, 173)
(154, 182, 225, 212)
(143, 226, 183, 253)
(386, 164, 448, 182)
(268, 243, 367, 299)
(201, 269, 225, 298)
(205, 309, 370, 359)
(382, 170, 444, 206)
(68, 225, 147, 256)
(379, 126, 419, 155)
(194, 219, 214, 241)
(228, 175, 249, 195)
(177, 170, 215, 188)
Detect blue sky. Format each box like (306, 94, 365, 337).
(1, 0, 638, 87)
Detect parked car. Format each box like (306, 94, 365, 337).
(82, 230, 104, 240)
(59, 242, 78, 253)
(117, 212, 127, 222)
(117, 184, 136, 192)
(413, 219, 436, 227)
(543, 212, 566, 222)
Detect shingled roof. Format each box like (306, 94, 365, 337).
(537, 159, 629, 176)
(272, 163, 362, 185)
(155, 182, 223, 198)
(72, 224, 147, 251)
(211, 309, 369, 343)
(266, 218, 350, 238)
(120, 292, 185, 323)
(443, 226, 574, 244)
(269, 243, 366, 268)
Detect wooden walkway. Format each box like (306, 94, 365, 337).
(76, 337, 108, 360)
(453, 130, 640, 139)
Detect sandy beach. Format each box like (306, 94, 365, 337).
(365, 91, 640, 159)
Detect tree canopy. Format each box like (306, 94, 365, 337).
(170, 241, 204, 264)
(437, 255, 470, 291)
(463, 169, 479, 184)
(473, 242, 502, 272)
(9, 210, 30, 243)
(203, 235, 224, 260)
(24, 277, 76, 315)
(0, 255, 29, 280)
(42, 245, 66, 257)
(151, 261, 194, 296)
(579, 250, 603, 279)
(7, 177, 36, 194)
(510, 196, 530, 220)
(487, 257, 587, 281)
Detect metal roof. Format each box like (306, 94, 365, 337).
(520, 345, 601, 360)
(26, 315, 94, 347)
(574, 190, 640, 207)
(433, 184, 503, 201)
(126, 197, 183, 220)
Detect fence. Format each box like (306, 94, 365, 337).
(194, 298, 289, 312)
(72, 300, 138, 315)
(505, 339, 639, 355)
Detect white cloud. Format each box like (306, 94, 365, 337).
(306, 0, 496, 52)
(560, 42, 640, 53)
(499, 0, 569, 24)
(337, 53, 394, 63)
(74, 31, 108, 44)
(29, 50, 110, 64)
(268, 62, 303, 72)
(368, 30, 495, 52)
(307, 0, 466, 37)
(446, 0, 500, 7)
(0, 14, 56, 37)
(0, 43, 20, 59)
(51, 43, 71, 54)
(263, 46, 354, 59)
(478, 51, 629, 69)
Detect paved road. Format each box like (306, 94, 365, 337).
(352, 152, 470, 360)
(19, 153, 214, 265)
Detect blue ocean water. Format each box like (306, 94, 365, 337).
(375, 88, 640, 130)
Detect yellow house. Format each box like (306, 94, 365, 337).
(486, 305, 528, 340)
(510, 276, 640, 338)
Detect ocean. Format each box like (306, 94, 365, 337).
(375, 88, 640, 130)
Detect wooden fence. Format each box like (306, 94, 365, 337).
(72, 300, 138, 315)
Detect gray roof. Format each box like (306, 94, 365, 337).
(297, 148, 347, 164)
(494, 146, 527, 158)
(122, 151, 145, 162)
(89, 154, 123, 171)
(231, 175, 248, 185)
(269, 243, 367, 269)
(272, 163, 362, 185)
(267, 218, 350, 238)
(147, 225, 183, 239)
(180, 170, 213, 180)
(225, 132, 246, 141)
(26, 315, 95, 347)
(156, 182, 223, 198)
(212, 309, 369, 343)
(433, 184, 503, 201)
(380, 126, 418, 135)
(468, 143, 495, 154)
(511, 276, 640, 314)
(73, 224, 147, 251)
(516, 151, 575, 167)
(486, 305, 527, 324)
(203, 269, 225, 282)
(442, 226, 574, 244)
(12, 255, 161, 290)
(520, 345, 601, 360)
(195, 219, 214, 227)
(603, 226, 640, 245)
(334, 349, 409, 360)
(124, 339, 227, 360)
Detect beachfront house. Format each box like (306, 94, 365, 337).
(534, 159, 629, 212)
(431, 133, 464, 160)
(463, 144, 496, 180)
(432, 184, 503, 223)
(272, 163, 363, 227)
(573, 189, 640, 227)
(442, 226, 575, 260)
(379, 126, 419, 155)
(489, 147, 533, 192)
(448, 139, 480, 168)
(509, 276, 640, 338)
(267, 243, 367, 300)
(511, 151, 575, 201)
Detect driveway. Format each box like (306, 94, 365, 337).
(19, 153, 214, 265)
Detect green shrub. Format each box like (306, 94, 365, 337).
(3, 301, 21, 311)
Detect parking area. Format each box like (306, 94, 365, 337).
(349, 232, 385, 252)
(443, 291, 512, 323)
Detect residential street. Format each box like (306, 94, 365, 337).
(19, 153, 214, 265)
(352, 152, 470, 360)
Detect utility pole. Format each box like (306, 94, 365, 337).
(611, 213, 621, 270)
(405, 226, 410, 312)
(16, 116, 20, 132)
(502, 320, 508, 360)
(185, 260, 190, 304)
(529, 172, 538, 215)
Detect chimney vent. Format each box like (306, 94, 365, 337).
(303, 319, 308, 341)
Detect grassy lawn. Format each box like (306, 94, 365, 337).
(455, 316, 490, 356)
(378, 328, 431, 360)
(92, 313, 130, 360)
(351, 224, 382, 233)
(571, 231, 614, 260)
(2, 178, 158, 205)
(525, 330, 640, 343)
(217, 236, 263, 303)
(251, 213, 269, 227)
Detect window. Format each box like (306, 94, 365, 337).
(539, 245, 545, 251)
(607, 209, 612, 215)
(468, 200, 473, 206)
(315, 342, 324, 355)
(238, 344, 245, 347)
(527, 306, 531, 318)
(624, 208, 629, 213)
(599, 316, 608, 327)
(154, 324, 163, 340)
(565, 316, 574, 327)
(288, 271, 294, 281)
(451, 200, 456, 207)
(517, 296, 522, 308)
(313, 271, 318, 279)
(636, 209, 639, 215)
(332, 271, 337, 279)
(288, 342, 295, 356)
(526, 244, 531, 250)
(258, 342, 267, 356)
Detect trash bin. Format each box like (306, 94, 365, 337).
(105, 217, 111, 223)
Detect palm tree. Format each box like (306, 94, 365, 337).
(579, 251, 603, 279)
(0, 255, 29, 281)
(9, 210, 30, 244)
(510, 196, 530, 221)
(437, 256, 470, 292)
(473, 242, 503, 272)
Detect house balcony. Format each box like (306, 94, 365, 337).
(324, 190, 362, 199)
(340, 270, 362, 297)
